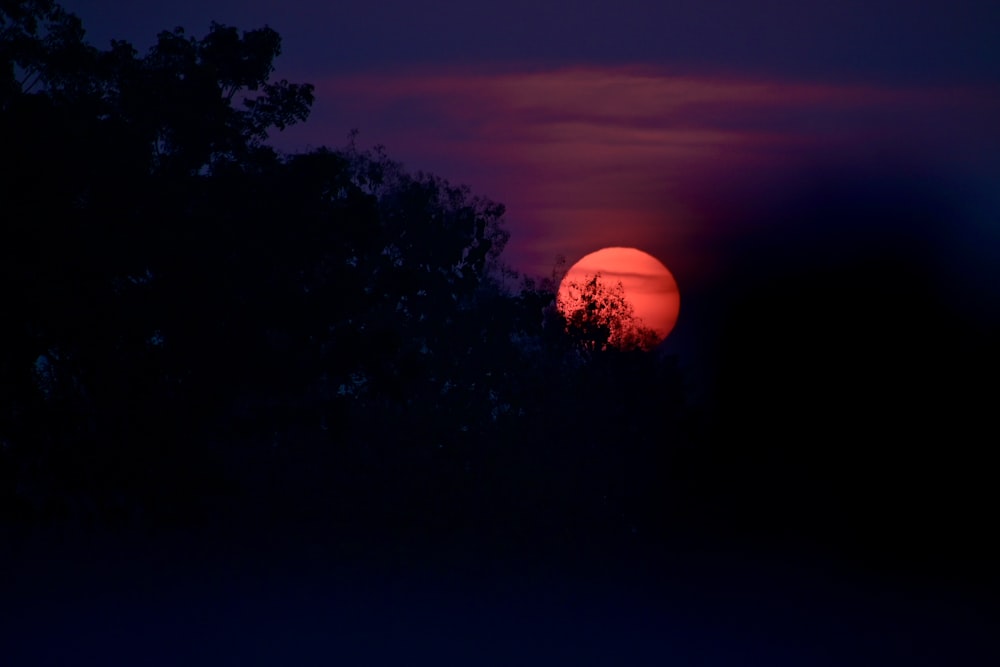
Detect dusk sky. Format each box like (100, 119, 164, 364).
(62, 0, 1000, 315)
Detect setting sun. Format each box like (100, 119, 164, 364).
(557, 247, 680, 347)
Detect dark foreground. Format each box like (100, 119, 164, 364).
(3, 522, 996, 667)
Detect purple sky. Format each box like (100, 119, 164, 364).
(61, 1, 1000, 83)
(60, 1, 1000, 296)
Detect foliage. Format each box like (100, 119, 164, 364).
(557, 273, 661, 353)
(0, 1, 690, 548)
(2, 2, 314, 172)
(1, 0, 88, 103)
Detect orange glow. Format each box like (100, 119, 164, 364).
(558, 247, 680, 344)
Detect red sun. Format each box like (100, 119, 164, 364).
(557, 247, 680, 346)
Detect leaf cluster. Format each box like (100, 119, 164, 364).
(557, 273, 660, 353)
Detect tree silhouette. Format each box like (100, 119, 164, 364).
(557, 273, 660, 353)
(1, 2, 693, 548)
(0, 1, 319, 523)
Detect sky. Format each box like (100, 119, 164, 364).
(61, 1, 1000, 347)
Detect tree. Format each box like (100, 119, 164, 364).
(106, 22, 314, 174)
(0, 1, 319, 523)
(557, 273, 660, 353)
(1, 1, 692, 543)
(1, 0, 91, 107)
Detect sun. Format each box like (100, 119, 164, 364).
(557, 247, 680, 348)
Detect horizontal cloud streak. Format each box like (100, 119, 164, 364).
(275, 67, 999, 285)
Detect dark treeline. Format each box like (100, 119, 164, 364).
(0, 1, 692, 555)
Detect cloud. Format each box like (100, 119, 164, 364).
(275, 66, 1000, 285)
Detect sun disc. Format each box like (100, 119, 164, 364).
(557, 247, 680, 345)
